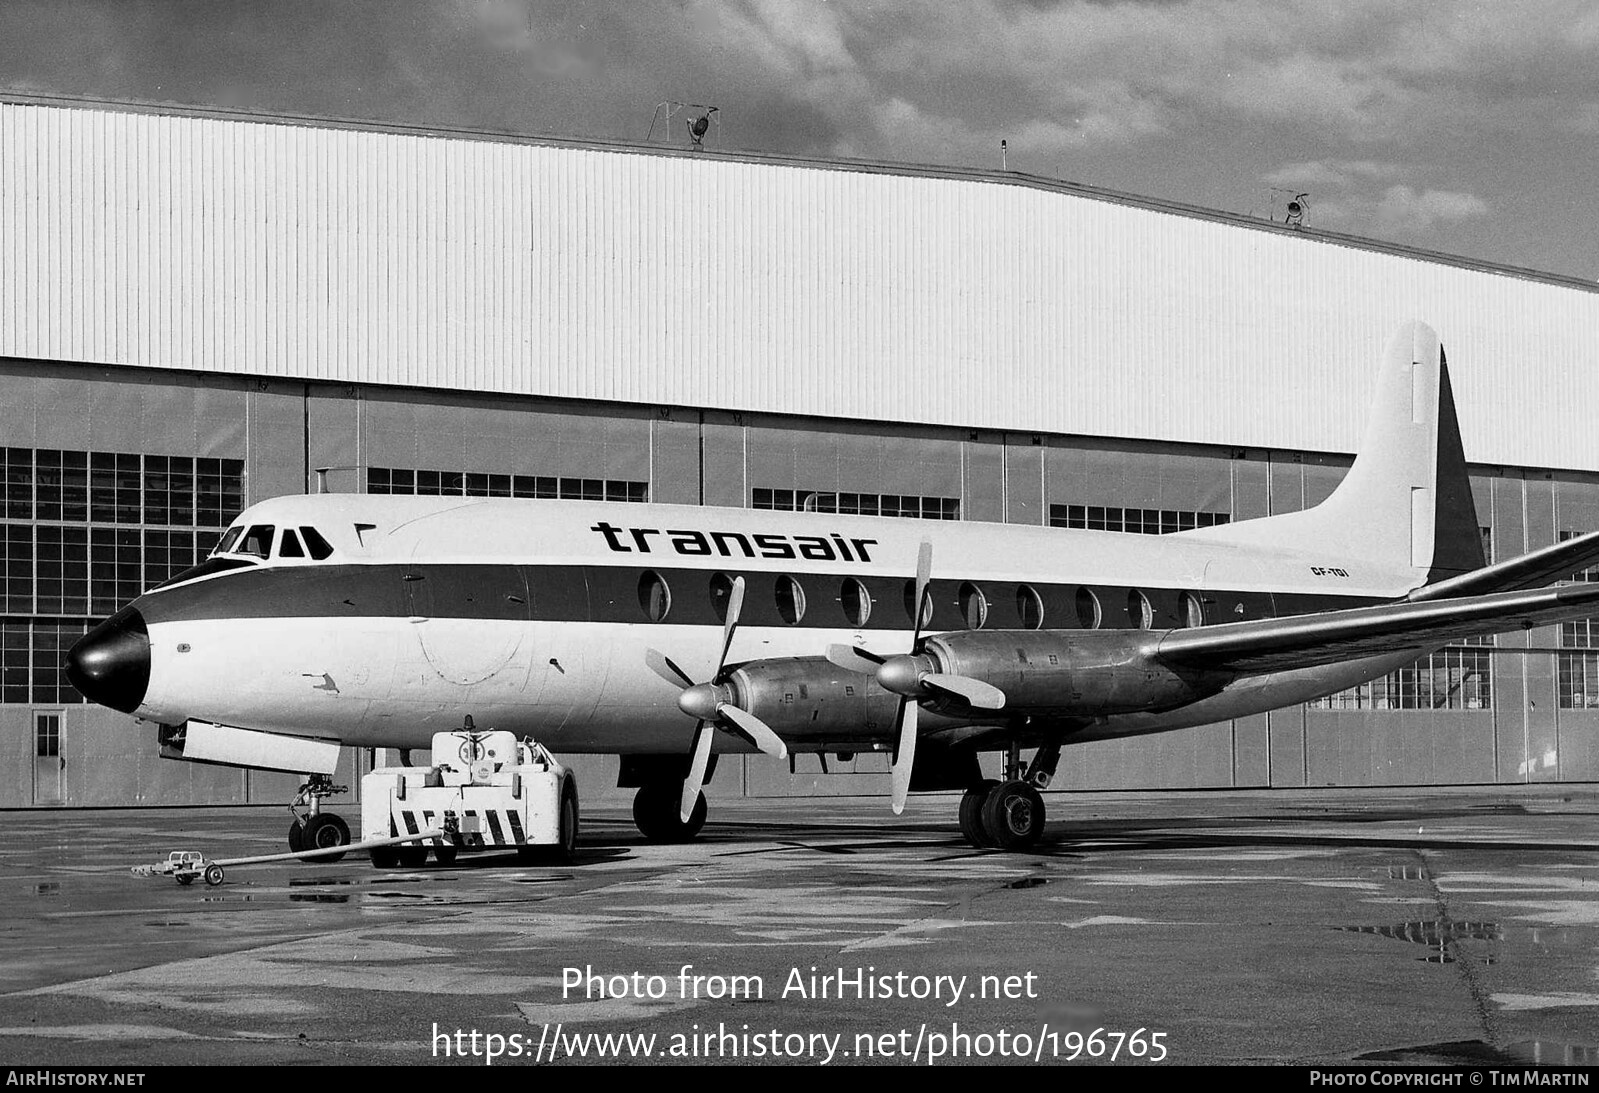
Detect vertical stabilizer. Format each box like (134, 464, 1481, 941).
(1184, 322, 1484, 586)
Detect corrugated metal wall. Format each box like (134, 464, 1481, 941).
(2, 100, 1596, 472)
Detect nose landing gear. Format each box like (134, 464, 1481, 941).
(288, 773, 351, 862)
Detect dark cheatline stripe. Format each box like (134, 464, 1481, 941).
(485, 810, 506, 845)
(506, 811, 525, 844)
(133, 561, 1385, 631)
(400, 810, 419, 836)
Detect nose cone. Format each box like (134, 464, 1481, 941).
(65, 607, 150, 714)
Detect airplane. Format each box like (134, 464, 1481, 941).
(64, 321, 1599, 856)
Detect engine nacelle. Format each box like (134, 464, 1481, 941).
(920, 630, 1229, 717)
(724, 656, 977, 746)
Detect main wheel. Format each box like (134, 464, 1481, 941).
(980, 780, 1046, 851)
(302, 813, 351, 863)
(959, 779, 999, 848)
(287, 820, 306, 853)
(632, 782, 706, 843)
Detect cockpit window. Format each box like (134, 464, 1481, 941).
(214, 526, 244, 556)
(238, 525, 275, 558)
(300, 526, 335, 560)
(280, 529, 306, 558)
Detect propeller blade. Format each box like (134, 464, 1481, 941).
(715, 576, 746, 678)
(646, 648, 696, 689)
(680, 721, 715, 822)
(912, 540, 933, 646)
(825, 643, 886, 675)
(719, 704, 788, 760)
(889, 698, 918, 815)
(922, 672, 1007, 710)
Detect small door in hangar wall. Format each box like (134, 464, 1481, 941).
(33, 711, 64, 806)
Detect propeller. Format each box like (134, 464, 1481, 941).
(825, 541, 1006, 814)
(646, 576, 787, 822)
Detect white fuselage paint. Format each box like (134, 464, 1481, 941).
(126, 494, 1431, 753)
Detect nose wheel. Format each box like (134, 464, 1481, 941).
(288, 774, 351, 862)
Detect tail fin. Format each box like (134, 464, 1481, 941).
(1186, 321, 1484, 586)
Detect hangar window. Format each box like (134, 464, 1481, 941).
(958, 582, 988, 629)
(755, 487, 961, 521)
(709, 572, 735, 623)
(299, 527, 335, 560)
(1051, 505, 1231, 534)
(1127, 589, 1153, 629)
(238, 525, 275, 558)
(369, 467, 648, 504)
(903, 580, 934, 628)
(1016, 584, 1044, 629)
(638, 570, 672, 622)
(1179, 591, 1205, 628)
(279, 530, 306, 558)
(1074, 587, 1101, 629)
(775, 575, 807, 625)
(840, 578, 872, 627)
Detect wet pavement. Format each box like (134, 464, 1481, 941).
(1, 787, 1597, 1066)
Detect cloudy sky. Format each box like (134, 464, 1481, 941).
(2, 0, 1595, 281)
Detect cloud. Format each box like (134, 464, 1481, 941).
(1373, 185, 1489, 233)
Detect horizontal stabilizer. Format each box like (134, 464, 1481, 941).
(1409, 528, 1599, 602)
(1154, 582, 1599, 673)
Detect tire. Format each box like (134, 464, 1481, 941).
(369, 846, 400, 869)
(433, 845, 458, 866)
(632, 782, 705, 843)
(959, 779, 999, 848)
(302, 813, 351, 863)
(288, 820, 305, 854)
(396, 846, 428, 868)
(203, 864, 225, 887)
(552, 779, 580, 864)
(176, 873, 194, 885)
(980, 780, 1046, 851)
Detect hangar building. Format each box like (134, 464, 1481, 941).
(3, 95, 1598, 810)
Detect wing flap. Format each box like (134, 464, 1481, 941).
(1155, 583, 1599, 673)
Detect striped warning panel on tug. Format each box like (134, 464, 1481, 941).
(394, 806, 527, 845)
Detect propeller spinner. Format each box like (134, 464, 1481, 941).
(646, 576, 787, 822)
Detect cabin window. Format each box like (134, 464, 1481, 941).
(1180, 591, 1205, 628)
(238, 525, 275, 558)
(840, 578, 872, 627)
(903, 580, 934, 628)
(1074, 587, 1101, 629)
(709, 572, 735, 623)
(1128, 589, 1153, 629)
(775, 575, 807, 625)
(958, 582, 988, 629)
(1016, 584, 1044, 629)
(300, 527, 335, 560)
(279, 530, 306, 558)
(638, 570, 671, 622)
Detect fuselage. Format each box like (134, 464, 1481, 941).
(66, 492, 1434, 754)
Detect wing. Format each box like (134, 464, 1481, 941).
(1155, 582, 1599, 673)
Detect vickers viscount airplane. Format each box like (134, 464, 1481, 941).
(65, 323, 1599, 855)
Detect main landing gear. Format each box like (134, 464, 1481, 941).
(632, 781, 707, 842)
(957, 741, 1060, 851)
(287, 773, 351, 862)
